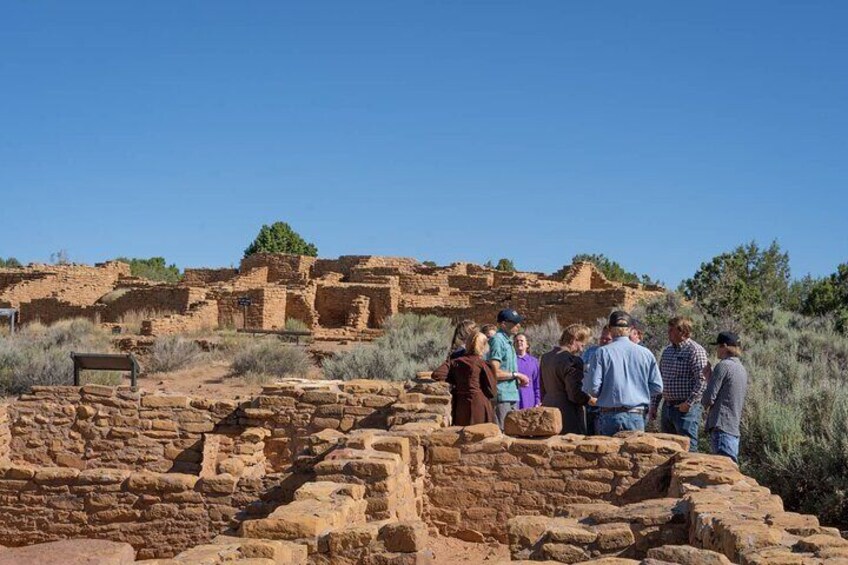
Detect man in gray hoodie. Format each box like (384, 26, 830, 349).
(702, 331, 749, 463)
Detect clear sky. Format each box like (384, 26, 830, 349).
(1, 1, 846, 286)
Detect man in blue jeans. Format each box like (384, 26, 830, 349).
(652, 316, 711, 452)
(584, 311, 663, 435)
(702, 332, 748, 463)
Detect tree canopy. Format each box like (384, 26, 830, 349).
(0, 257, 22, 269)
(115, 257, 181, 283)
(680, 240, 790, 330)
(802, 263, 848, 332)
(572, 253, 658, 285)
(244, 222, 318, 258)
(484, 258, 516, 272)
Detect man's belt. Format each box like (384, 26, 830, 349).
(599, 406, 646, 414)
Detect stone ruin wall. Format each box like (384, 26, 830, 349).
(0, 380, 843, 564)
(0, 254, 665, 339)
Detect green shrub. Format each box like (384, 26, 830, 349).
(284, 318, 311, 333)
(323, 313, 452, 381)
(739, 311, 848, 526)
(244, 222, 318, 257)
(523, 317, 562, 357)
(231, 341, 311, 379)
(147, 335, 205, 373)
(114, 257, 181, 283)
(0, 319, 114, 395)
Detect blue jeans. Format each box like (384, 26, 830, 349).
(597, 411, 645, 436)
(586, 406, 600, 436)
(661, 401, 702, 452)
(710, 430, 740, 463)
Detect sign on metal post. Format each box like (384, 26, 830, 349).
(0, 308, 17, 334)
(71, 352, 140, 388)
(237, 296, 252, 329)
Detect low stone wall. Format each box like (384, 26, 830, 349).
(8, 386, 242, 473)
(0, 463, 264, 559)
(424, 426, 689, 542)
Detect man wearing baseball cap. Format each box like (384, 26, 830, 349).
(702, 331, 748, 463)
(583, 310, 663, 435)
(488, 308, 530, 430)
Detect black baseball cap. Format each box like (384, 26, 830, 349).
(608, 310, 632, 328)
(497, 308, 523, 324)
(712, 331, 740, 346)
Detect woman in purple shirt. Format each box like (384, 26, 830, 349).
(515, 333, 541, 409)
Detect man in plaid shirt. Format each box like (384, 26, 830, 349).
(651, 316, 711, 452)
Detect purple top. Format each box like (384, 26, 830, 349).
(516, 353, 541, 409)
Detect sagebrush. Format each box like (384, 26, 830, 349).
(523, 316, 562, 357)
(231, 340, 311, 379)
(0, 319, 115, 394)
(323, 313, 452, 381)
(147, 335, 205, 373)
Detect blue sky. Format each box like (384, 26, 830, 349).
(1, 1, 846, 286)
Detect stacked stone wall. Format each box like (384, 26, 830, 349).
(141, 300, 218, 336)
(240, 254, 316, 285)
(214, 287, 287, 330)
(182, 268, 239, 284)
(8, 386, 242, 473)
(424, 427, 688, 542)
(314, 283, 398, 328)
(100, 286, 205, 323)
(0, 463, 264, 559)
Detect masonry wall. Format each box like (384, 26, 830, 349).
(314, 283, 398, 328)
(215, 287, 287, 329)
(101, 286, 206, 322)
(424, 428, 688, 541)
(8, 386, 242, 474)
(182, 268, 239, 285)
(17, 298, 102, 325)
(0, 463, 267, 559)
(241, 254, 316, 285)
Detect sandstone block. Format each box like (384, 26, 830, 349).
(141, 395, 189, 408)
(380, 520, 429, 553)
(546, 524, 597, 545)
(429, 446, 461, 464)
(81, 384, 115, 397)
(326, 524, 380, 554)
(0, 539, 135, 565)
(536, 542, 587, 563)
(591, 522, 635, 551)
(198, 473, 238, 494)
(504, 407, 561, 437)
(462, 424, 501, 443)
(77, 468, 131, 485)
(2, 464, 35, 480)
(34, 466, 79, 484)
(647, 544, 732, 564)
(217, 457, 246, 476)
(127, 471, 198, 493)
(794, 533, 848, 553)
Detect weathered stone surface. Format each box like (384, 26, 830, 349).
(504, 407, 562, 437)
(646, 544, 732, 565)
(0, 539, 135, 564)
(380, 520, 429, 553)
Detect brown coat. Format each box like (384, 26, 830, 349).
(431, 355, 497, 426)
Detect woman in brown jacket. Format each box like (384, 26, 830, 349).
(431, 332, 497, 426)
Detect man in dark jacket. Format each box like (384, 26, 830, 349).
(540, 324, 595, 434)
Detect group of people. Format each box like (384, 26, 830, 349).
(431, 308, 749, 463)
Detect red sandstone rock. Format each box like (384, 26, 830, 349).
(504, 407, 562, 437)
(646, 544, 732, 564)
(0, 539, 135, 565)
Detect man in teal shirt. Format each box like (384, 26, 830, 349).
(488, 308, 530, 430)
